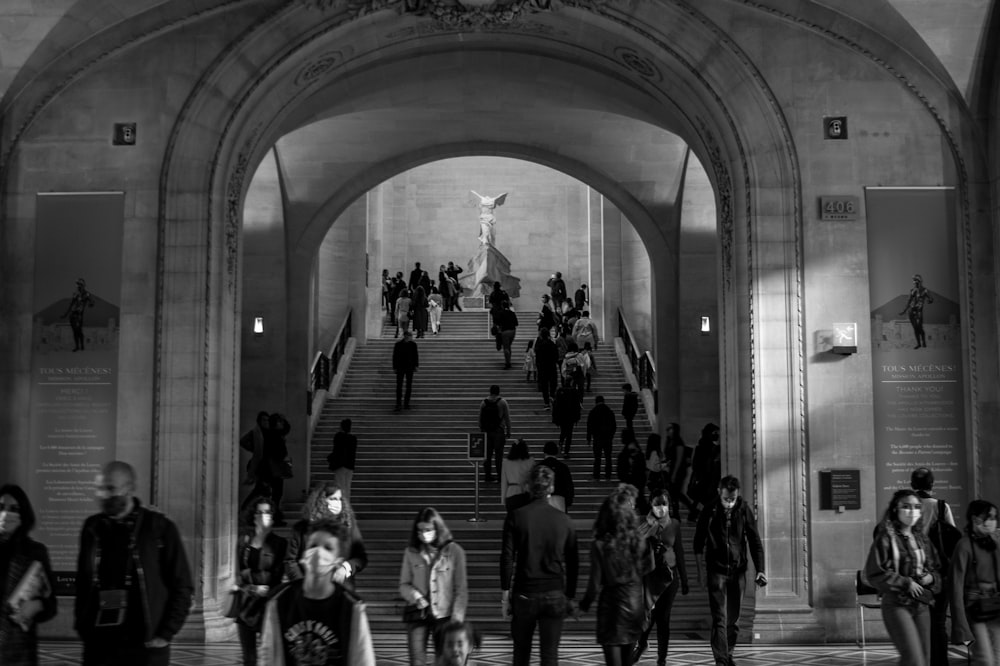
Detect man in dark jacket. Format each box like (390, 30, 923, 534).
(541, 441, 575, 512)
(551, 386, 581, 458)
(495, 301, 519, 368)
(328, 418, 358, 503)
(534, 328, 559, 409)
(621, 383, 639, 431)
(479, 384, 511, 484)
(392, 330, 419, 411)
(75, 461, 193, 666)
(501, 464, 578, 666)
(408, 261, 424, 291)
(586, 395, 617, 479)
(547, 271, 567, 310)
(693, 475, 766, 666)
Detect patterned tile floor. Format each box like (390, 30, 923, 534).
(38, 634, 966, 665)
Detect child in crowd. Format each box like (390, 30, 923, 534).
(523, 339, 536, 382)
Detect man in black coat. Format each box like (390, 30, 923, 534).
(392, 330, 419, 411)
(547, 271, 567, 311)
(534, 328, 560, 409)
(408, 262, 424, 291)
(328, 418, 358, 503)
(586, 395, 617, 479)
(541, 441, 575, 512)
(495, 301, 519, 368)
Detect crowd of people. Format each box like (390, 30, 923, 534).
(383, 261, 466, 339)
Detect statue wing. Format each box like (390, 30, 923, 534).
(493, 192, 508, 207)
(470, 190, 485, 205)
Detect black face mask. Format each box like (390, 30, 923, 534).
(102, 495, 130, 517)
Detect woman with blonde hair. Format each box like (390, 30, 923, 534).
(399, 507, 468, 665)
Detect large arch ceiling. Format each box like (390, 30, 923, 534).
(271, 49, 692, 256)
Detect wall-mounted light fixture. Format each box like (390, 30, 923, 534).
(253, 316, 264, 337)
(831, 322, 857, 355)
(700, 316, 711, 335)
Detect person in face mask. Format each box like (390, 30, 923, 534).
(234, 498, 287, 666)
(284, 482, 368, 589)
(399, 507, 468, 666)
(632, 489, 689, 666)
(0, 484, 57, 666)
(259, 520, 375, 666)
(692, 475, 766, 666)
(950, 500, 1000, 664)
(75, 461, 194, 666)
(864, 489, 942, 666)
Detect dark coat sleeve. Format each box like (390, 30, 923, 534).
(742, 504, 765, 574)
(74, 519, 96, 636)
(155, 517, 194, 641)
(27, 539, 58, 624)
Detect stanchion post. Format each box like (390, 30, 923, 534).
(467, 432, 488, 523)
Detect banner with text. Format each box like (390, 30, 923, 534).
(29, 193, 123, 588)
(865, 187, 967, 515)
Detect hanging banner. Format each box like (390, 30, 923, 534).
(29, 193, 124, 589)
(865, 187, 967, 514)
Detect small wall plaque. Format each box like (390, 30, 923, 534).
(819, 195, 859, 221)
(819, 469, 861, 511)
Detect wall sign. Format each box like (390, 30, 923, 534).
(819, 195, 859, 221)
(819, 470, 862, 510)
(824, 116, 848, 139)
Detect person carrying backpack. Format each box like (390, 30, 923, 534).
(561, 343, 586, 393)
(912, 467, 960, 666)
(478, 385, 511, 485)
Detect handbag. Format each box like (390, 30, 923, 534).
(402, 602, 428, 623)
(223, 590, 243, 619)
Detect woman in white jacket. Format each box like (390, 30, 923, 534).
(399, 507, 468, 666)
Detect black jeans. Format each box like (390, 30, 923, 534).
(484, 431, 505, 482)
(558, 423, 575, 456)
(396, 370, 414, 407)
(640, 573, 679, 662)
(237, 622, 259, 666)
(707, 571, 746, 664)
(511, 590, 566, 666)
(591, 436, 613, 478)
(538, 370, 558, 405)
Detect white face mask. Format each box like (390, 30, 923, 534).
(420, 530, 437, 545)
(301, 546, 338, 576)
(256, 513, 273, 529)
(326, 496, 343, 515)
(897, 507, 921, 527)
(979, 518, 998, 535)
(0, 511, 20, 536)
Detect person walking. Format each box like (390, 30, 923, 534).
(864, 488, 941, 666)
(327, 419, 358, 504)
(621, 384, 639, 432)
(572, 310, 599, 351)
(0, 484, 57, 666)
(478, 385, 511, 485)
(574, 283, 588, 311)
(262, 412, 292, 525)
(428, 287, 444, 334)
(547, 272, 567, 311)
(260, 520, 375, 666)
(688, 423, 721, 522)
(911, 467, 958, 666)
(394, 330, 419, 411)
(239, 411, 271, 511)
(693, 475, 766, 666)
(950, 499, 1000, 666)
(412, 285, 430, 338)
(409, 262, 424, 291)
(234, 497, 287, 666)
(617, 429, 647, 514)
(540, 441, 575, 512)
(666, 423, 696, 519)
(501, 439, 535, 513)
(580, 484, 654, 666)
(551, 385, 581, 459)
(586, 395, 617, 480)
(632, 488, 689, 666)
(495, 301, 519, 368)
(75, 461, 194, 666)
(285, 482, 368, 590)
(399, 507, 468, 666)
(534, 328, 559, 410)
(523, 339, 536, 382)
(445, 262, 464, 312)
(396, 288, 413, 337)
(536, 294, 557, 336)
(500, 464, 579, 666)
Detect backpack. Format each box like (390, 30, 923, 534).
(929, 498, 962, 572)
(480, 399, 502, 432)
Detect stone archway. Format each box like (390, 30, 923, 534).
(155, 1, 813, 639)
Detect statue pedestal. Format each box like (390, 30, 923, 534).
(460, 244, 521, 300)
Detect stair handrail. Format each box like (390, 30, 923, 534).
(617, 308, 657, 400)
(306, 309, 354, 485)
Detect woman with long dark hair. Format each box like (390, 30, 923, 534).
(951, 499, 1000, 665)
(0, 484, 57, 666)
(580, 484, 654, 666)
(632, 489, 688, 666)
(864, 488, 941, 666)
(399, 508, 468, 665)
(234, 497, 287, 666)
(285, 481, 367, 589)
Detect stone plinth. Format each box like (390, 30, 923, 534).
(460, 244, 521, 299)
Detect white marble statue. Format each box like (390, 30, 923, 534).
(470, 190, 508, 247)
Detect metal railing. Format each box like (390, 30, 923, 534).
(618, 309, 657, 414)
(307, 309, 353, 416)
